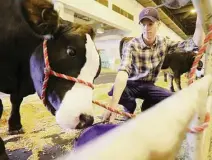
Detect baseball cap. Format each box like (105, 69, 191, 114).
(139, 7, 160, 24)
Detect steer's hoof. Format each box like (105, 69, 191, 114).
(8, 128, 24, 135)
(170, 88, 175, 92)
(0, 152, 9, 160)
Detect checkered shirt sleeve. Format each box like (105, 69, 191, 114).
(118, 41, 134, 75)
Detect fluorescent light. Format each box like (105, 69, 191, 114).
(97, 28, 104, 34)
(190, 9, 196, 13)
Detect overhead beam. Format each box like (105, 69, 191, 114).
(183, 14, 197, 20)
(172, 6, 194, 14)
(160, 7, 188, 34)
(182, 12, 192, 19)
(142, 0, 153, 6)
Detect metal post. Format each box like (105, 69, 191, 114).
(191, 0, 212, 75)
(189, 1, 212, 159)
(191, 0, 211, 33)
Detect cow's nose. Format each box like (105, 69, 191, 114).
(76, 113, 94, 129)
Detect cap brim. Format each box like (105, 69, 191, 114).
(139, 16, 158, 24)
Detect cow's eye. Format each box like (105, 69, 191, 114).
(67, 47, 76, 57)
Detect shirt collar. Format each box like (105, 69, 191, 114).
(139, 34, 158, 49)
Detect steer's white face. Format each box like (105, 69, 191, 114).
(30, 33, 100, 130)
(55, 34, 100, 129)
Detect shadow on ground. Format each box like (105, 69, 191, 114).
(4, 132, 76, 160)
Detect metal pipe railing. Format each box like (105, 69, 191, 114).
(58, 75, 212, 160)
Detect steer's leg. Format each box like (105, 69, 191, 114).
(0, 99, 3, 119)
(8, 94, 24, 135)
(174, 73, 182, 91)
(168, 75, 175, 92)
(164, 72, 168, 82)
(0, 138, 8, 160)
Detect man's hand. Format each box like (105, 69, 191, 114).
(102, 110, 117, 123)
(102, 71, 128, 123)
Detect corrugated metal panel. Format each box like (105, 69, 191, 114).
(95, 0, 109, 7)
(112, 4, 134, 21)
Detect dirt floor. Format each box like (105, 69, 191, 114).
(0, 74, 206, 160)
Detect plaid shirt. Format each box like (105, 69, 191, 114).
(119, 35, 198, 82)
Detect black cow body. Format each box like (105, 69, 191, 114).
(161, 49, 203, 92)
(0, 0, 101, 158)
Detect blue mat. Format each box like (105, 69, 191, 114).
(74, 123, 118, 149)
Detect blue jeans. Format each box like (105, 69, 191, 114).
(108, 80, 173, 114)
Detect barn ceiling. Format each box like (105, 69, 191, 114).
(74, 12, 116, 35)
(136, 0, 196, 40)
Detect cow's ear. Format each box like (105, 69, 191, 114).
(70, 24, 96, 40)
(21, 0, 59, 35)
(53, 20, 96, 40)
(52, 18, 73, 39)
(81, 25, 96, 40)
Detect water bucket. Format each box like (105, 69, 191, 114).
(74, 123, 118, 149)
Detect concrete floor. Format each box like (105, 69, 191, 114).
(0, 73, 211, 160)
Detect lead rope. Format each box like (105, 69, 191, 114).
(186, 24, 212, 133)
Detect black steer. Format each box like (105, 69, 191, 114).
(0, 0, 102, 158)
(161, 48, 203, 92)
(0, 0, 101, 134)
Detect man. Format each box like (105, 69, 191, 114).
(103, 6, 205, 122)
